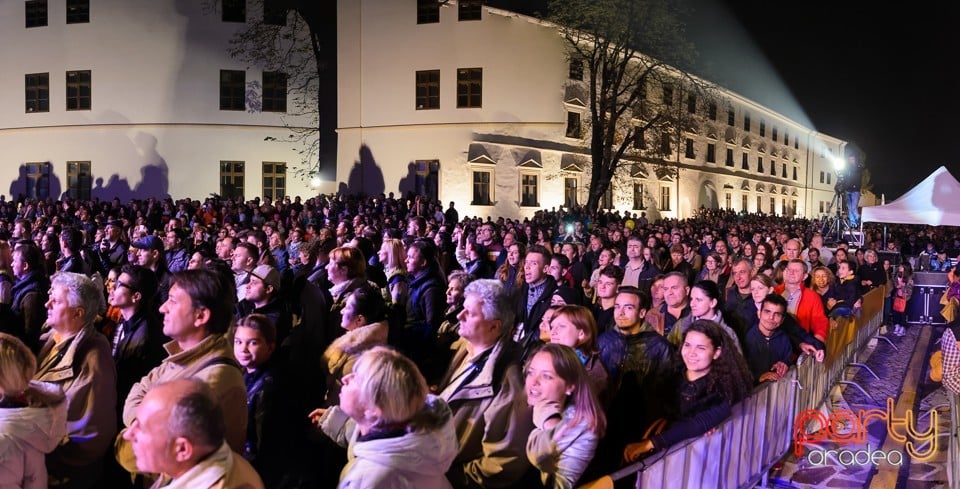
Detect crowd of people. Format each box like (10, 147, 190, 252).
(0, 191, 958, 489)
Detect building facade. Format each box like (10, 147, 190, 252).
(337, 0, 846, 220)
(0, 0, 318, 203)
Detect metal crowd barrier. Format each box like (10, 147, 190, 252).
(588, 287, 887, 489)
(949, 392, 960, 489)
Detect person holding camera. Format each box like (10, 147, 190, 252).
(842, 150, 865, 228)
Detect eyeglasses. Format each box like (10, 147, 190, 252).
(116, 281, 138, 293)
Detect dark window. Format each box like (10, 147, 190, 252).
(706, 143, 716, 163)
(633, 127, 646, 150)
(757, 196, 762, 213)
(25, 73, 49, 113)
(566, 112, 581, 138)
(220, 161, 245, 199)
(771, 198, 776, 215)
(820, 201, 825, 213)
(660, 134, 671, 154)
(564, 177, 578, 208)
(263, 0, 286, 25)
(262, 72, 287, 112)
(472, 170, 492, 205)
(819, 171, 824, 183)
(660, 186, 671, 211)
(262, 162, 286, 201)
(66, 0, 89, 23)
(782, 164, 787, 178)
(415, 70, 440, 110)
(795, 138, 799, 149)
(66, 161, 91, 200)
(793, 167, 798, 180)
(741, 153, 749, 170)
(223, 0, 245, 23)
(662, 84, 673, 105)
(784, 132, 789, 145)
(744, 114, 751, 132)
(686, 93, 696, 114)
(757, 156, 763, 173)
(725, 148, 734, 167)
(742, 194, 748, 212)
(456, 68, 482, 108)
(759, 120, 766, 137)
(770, 160, 776, 176)
(708, 102, 717, 120)
(684, 138, 694, 158)
(25, 162, 51, 200)
(633, 182, 645, 210)
(417, 0, 439, 24)
(772, 127, 778, 142)
(569, 58, 583, 80)
(826, 174, 831, 185)
(727, 109, 735, 126)
(520, 174, 539, 207)
(220, 70, 245, 111)
(601, 186, 614, 210)
(459, 0, 482, 21)
(65, 70, 91, 111)
(25, 0, 47, 28)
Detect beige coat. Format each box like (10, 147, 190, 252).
(322, 320, 389, 406)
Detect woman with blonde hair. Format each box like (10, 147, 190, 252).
(525, 343, 606, 488)
(313, 346, 458, 488)
(377, 238, 408, 305)
(0, 332, 68, 489)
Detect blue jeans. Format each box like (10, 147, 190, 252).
(846, 191, 860, 227)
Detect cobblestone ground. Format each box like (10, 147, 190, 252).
(767, 323, 952, 489)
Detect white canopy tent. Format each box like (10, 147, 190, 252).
(861, 165, 960, 226)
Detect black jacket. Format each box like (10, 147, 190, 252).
(514, 277, 558, 363)
(113, 309, 167, 408)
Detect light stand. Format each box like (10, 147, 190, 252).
(822, 180, 849, 244)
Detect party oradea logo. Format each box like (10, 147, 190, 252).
(793, 398, 937, 466)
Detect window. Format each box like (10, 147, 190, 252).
(262, 72, 287, 112)
(564, 177, 578, 208)
(66, 161, 91, 200)
(25, 162, 51, 200)
(65, 0, 89, 23)
(459, 0, 482, 21)
(684, 138, 694, 158)
(772, 127, 778, 142)
(565, 112, 581, 138)
(826, 174, 831, 185)
(569, 58, 583, 80)
(633, 182, 645, 210)
(222, 0, 245, 22)
(660, 134, 671, 155)
(742, 194, 748, 212)
(819, 171, 825, 183)
(415, 70, 440, 110)
(417, 0, 440, 24)
(659, 186, 671, 211)
(25, 0, 47, 28)
(686, 94, 696, 114)
(262, 162, 286, 201)
(757, 157, 763, 173)
(741, 153, 748, 170)
(706, 143, 716, 163)
(791, 199, 797, 216)
(601, 186, 614, 210)
(263, 0, 287, 25)
(725, 192, 732, 210)
(782, 164, 787, 178)
(662, 84, 673, 105)
(770, 198, 776, 215)
(759, 120, 766, 137)
(220, 70, 245, 111)
(456, 68, 482, 108)
(725, 148, 733, 167)
(632, 127, 646, 150)
(25, 73, 49, 113)
(757, 196, 762, 213)
(794, 139, 799, 149)
(220, 161, 245, 199)
(727, 109, 735, 126)
(819, 201, 825, 213)
(784, 132, 789, 146)
(472, 170, 492, 205)
(782, 198, 787, 216)
(744, 114, 751, 132)
(708, 102, 717, 120)
(770, 160, 776, 176)
(520, 174, 539, 207)
(65, 70, 91, 110)
(793, 167, 798, 180)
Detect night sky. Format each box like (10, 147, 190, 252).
(493, 0, 960, 201)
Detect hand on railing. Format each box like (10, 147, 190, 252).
(800, 343, 825, 362)
(623, 439, 654, 463)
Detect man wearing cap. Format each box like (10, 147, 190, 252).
(131, 234, 171, 306)
(97, 219, 128, 272)
(237, 264, 292, 344)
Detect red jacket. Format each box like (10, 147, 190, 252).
(774, 284, 829, 340)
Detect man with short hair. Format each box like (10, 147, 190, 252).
(437, 279, 533, 489)
(725, 258, 755, 326)
(775, 259, 829, 343)
(513, 245, 557, 363)
(231, 242, 259, 302)
(621, 236, 658, 293)
(477, 222, 503, 264)
(591, 265, 623, 333)
(403, 240, 447, 368)
(743, 294, 823, 383)
(123, 379, 263, 489)
(10, 241, 50, 351)
(120, 268, 248, 472)
(802, 233, 833, 266)
(215, 236, 236, 262)
(109, 264, 166, 412)
(163, 228, 190, 273)
(775, 239, 803, 268)
(132, 234, 171, 305)
(660, 271, 691, 343)
(237, 264, 293, 344)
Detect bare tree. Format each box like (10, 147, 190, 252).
(548, 0, 711, 214)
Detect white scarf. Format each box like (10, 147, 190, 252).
(157, 442, 233, 489)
